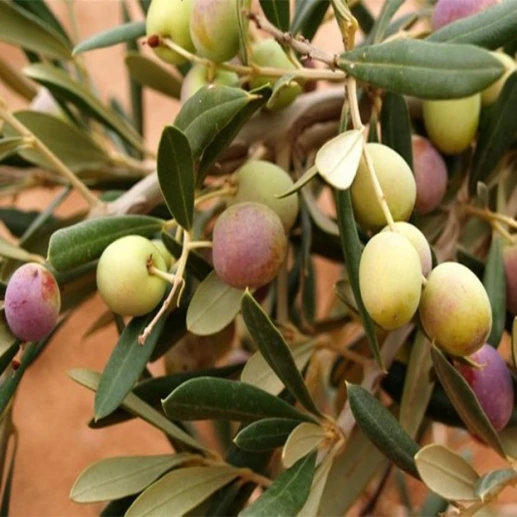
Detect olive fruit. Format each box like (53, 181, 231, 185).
(4, 263, 61, 342)
(422, 95, 481, 155)
(228, 160, 299, 232)
(455, 344, 514, 431)
(412, 135, 448, 214)
(359, 232, 422, 330)
(96, 235, 168, 317)
(481, 51, 516, 106)
(146, 0, 195, 65)
(350, 143, 417, 231)
(419, 262, 492, 356)
(180, 63, 239, 103)
(212, 202, 287, 289)
(432, 0, 499, 30)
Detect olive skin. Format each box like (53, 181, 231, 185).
(432, 0, 499, 30)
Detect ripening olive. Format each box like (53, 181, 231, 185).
(432, 0, 499, 30)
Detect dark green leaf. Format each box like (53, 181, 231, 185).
(125, 52, 182, 99)
(240, 452, 316, 517)
(483, 235, 506, 347)
(241, 291, 321, 417)
(350, 2, 375, 34)
(430, 346, 506, 457)
(291, 0, 329, 41)
(474, 468, 517, 501)
(13, 0, 70, 43)
(24, 63, 145, 152)
(47, 215, 164, 271)
(380, 92, 413, 170)
(335, 190, 383, 369)
(162, 377, 313, 423)
(101, 495, 138, 517)
(0, 1, 71, 59)
(157, 126, 194, 230)
(0, 341, 21, 379)
(234, 418, 300, 452)
(260, 0, 289, 32)
(347, 383, 420, 479)
(94, 310, 167, 420)
(368, 0, 404, 44)
(73, 21, 145, 55)
(470, 73, 517, 195)
(339, 40, 504, 100)
(0, 208, 52, 239)
(428, 1, 517, 49)
(161, 231, 212, 281)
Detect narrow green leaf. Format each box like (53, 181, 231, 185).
(483, 235, 506, 347)
(236, 0, 252, 65)
(0, 237, 43, 264)
(380, 92, 413, 170)
(428, 1, 517, 49)
(125, 52, 182, 99)
(70, 453, 196, 503)
(430, 346, 506, 457)
(24, 63, 145, 152)
(175, 85, 259, 159)
(187, 271, 243, 336)
(233, 418, 300, 452)
(281, 422, 325, 468)
(126, 466, 241, 517)
(0, 137, 32, 162)
(94, 310, 167, 421)
(157, 126, 194, 230)
(368, 0, 404, 44)
(241, 291, 321, 417)
(260, 0, 289, 31)
(73, 21, 145, 55)
(240, 452, 316, 517)
(276, 166, 318, 199)
(350, 1, 375, 34)
(68, 368, 209, 453)
(415, 444, 480, 502)
(0, 1, 71, 59)
(470, 73, 517, 195)
(474, 468, 517, 502)
(5, 110, 110, 172)
(47, 215, 164, 271)
(162, 377, 313, 423)
(339, 40, 504, 100)
(335, 190, 382, 369)
(291, 0, 329, 41)
(0, 341, 21, 379)
(347, 383, 420, 479)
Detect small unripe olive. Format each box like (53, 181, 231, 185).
(422, 95, 481, 155)
(481, 51, 516, 106)
(359, 232, 422, 330)
(432, 0, 499, 30)
(180, 63, 239, 103)
(249, 39, 303, 110)
(419, 262, 492, 357)
(96, 235, 168, 317)
(150, 239, 175, 269)
(146, 0, 195, 65)
(212, 202, 287, 289)
(350, 143, 416, 231)
(4, 263, 61, 342)
(455, 344, 514, 431)
(190, 0, 240, 63)
(412, 135, 448, 214)
(381, 222, 433, 277)
(228, 160, 299, 232)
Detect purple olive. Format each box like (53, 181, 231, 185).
(4, 263, 61, 342)
(432, 0, 499, 31)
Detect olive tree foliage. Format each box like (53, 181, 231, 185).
(0, 0, 517, 515)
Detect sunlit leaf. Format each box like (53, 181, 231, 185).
(281, 422, 325, 468)
(474, 468, 517, 502)
(73, 21, 145, 55)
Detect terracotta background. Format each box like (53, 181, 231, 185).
(0, 1, 516, 515)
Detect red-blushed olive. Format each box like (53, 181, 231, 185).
(180, 63, 239, 103)
(146, 0, 195, 65)
(412, 135, 448, 214)
(228, 160, 299, 232)
(350, 143, 417, 231)
(503, 244, 517, 315)
(432, 0, 499, 30)
(455, 344, 514, 431)
(419, 262, 492, 357)
(381, 222, 433, 277)
(422, 95, 481, 155)
(481, 51, 517, 106)
(359, 232, 422, 330)
(212, 202, 287, 289)
(4, 262, 61, 342)
(190, 0, 240, 63)
(96, 235, 168, 317)
(249, 39, 303, 110)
